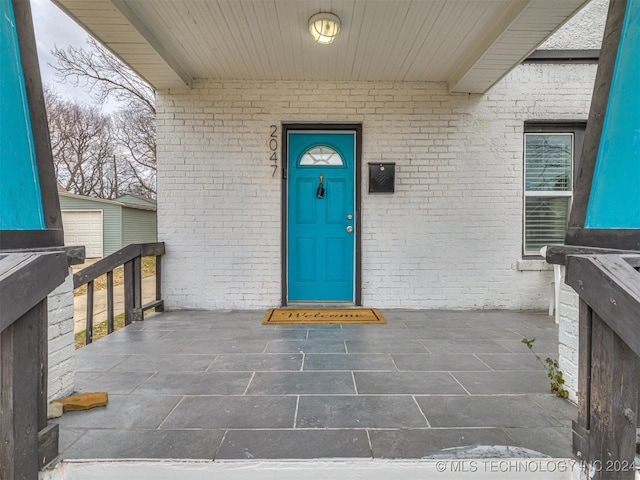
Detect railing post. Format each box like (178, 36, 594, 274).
(38, 298, 58, 468)
(0, 251, 69, 478)
(106, 271, 114, 334)
(124, 259, 135, 326)
(588, 311, 638, 479)
(567, 254, 640, 479)
(155, 254, 164, 312)
(85, 280, 94, 345)
(0, 301, 45, 480)
(133, 256, 142, 322)
(573, 299, 592, 459)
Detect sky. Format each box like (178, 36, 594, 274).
(30, 0, 97, 105)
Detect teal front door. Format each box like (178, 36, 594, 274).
(287, 131, 356, 302)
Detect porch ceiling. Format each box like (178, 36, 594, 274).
(53, 0, 590, 94)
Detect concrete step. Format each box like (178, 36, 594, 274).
(40, 458, 623, 480)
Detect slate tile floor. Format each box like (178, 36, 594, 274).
(54, 309, 577, 460)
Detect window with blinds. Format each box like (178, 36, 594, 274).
(524, 133, 573, 255)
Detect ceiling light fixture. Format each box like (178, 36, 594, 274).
(308, 12, 341, 45)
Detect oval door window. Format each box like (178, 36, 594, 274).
(299, 146, 343, 166)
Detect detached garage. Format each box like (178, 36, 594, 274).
(59, 190, 157, 258)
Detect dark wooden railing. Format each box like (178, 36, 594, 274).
(565, 253, 640, 479)
(74, 242, 165, 345)
(0, 250, 69, 480)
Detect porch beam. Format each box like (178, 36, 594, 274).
(447, 0, 530, 94)
(53, 0, 191, 90)
(449, 0, 591, 94)
(111, 0, 192, 88)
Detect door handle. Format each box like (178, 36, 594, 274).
(316, 173, 325, 198)
(346, 226, 353, 233)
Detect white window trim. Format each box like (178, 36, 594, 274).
(523, 132, 575, 256)
(524, 191, 573, 198)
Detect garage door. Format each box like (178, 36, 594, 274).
(62, 211, 103, 258)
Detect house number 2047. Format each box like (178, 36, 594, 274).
(269, 125, 278, 177)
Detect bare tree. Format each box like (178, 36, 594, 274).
(51, 37, 154, 113)
(114, 105, 156, 197)
(45, 87, 146, 199)
(50, 37, 156, 196)
(45, 87, 116, 198)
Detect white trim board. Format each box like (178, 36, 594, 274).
(41, 458, 592, 480)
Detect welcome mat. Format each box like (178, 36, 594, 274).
(262, 308, 386, 325)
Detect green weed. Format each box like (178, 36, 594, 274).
(522, 337, 569, 398)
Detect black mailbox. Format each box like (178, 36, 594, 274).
(368, 163, 395, 193)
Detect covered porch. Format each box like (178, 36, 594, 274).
(54, 309, 575, 461)
(3, 0, 639, 476)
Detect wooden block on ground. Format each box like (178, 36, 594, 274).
(51, 392, 108, 412)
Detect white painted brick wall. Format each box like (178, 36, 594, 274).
(47, 269, 75, 401)
(558, 278, 580, 405)
(156, 63, 596, 310)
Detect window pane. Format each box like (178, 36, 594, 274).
(300, 146, 343, 166)
(525, 134, 572, 192)
(524, 196, 571, 254)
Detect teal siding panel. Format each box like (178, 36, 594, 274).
(0, 0, 44, 229)
(585, 1, 640, 228)
(121, 207, 157, 247)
